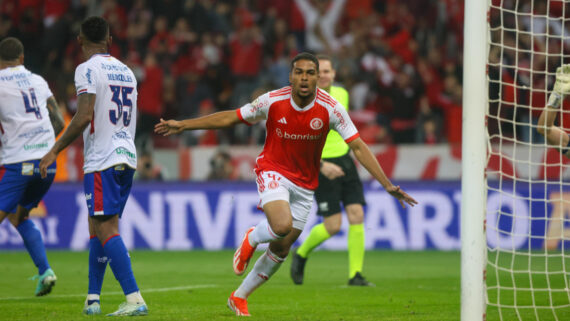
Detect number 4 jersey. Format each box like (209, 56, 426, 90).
(0, 65, 55, 165)
(75, 54, 138, 173)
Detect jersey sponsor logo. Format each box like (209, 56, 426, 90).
(115, 147, 136, 159)
(18, 127, 50, 139)
(23, 142, 48, 150)
(86, 68, 93, 84)
(113, 131, 132, 140)
(310, 118, 323, 130)
(249, 98, 265, 114)
(275, 128, 322, 141)
(332, 109, 347, 130)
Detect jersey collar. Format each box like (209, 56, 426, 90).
(289, 91, 317, 112)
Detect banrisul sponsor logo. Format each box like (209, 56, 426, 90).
(115, 147, 135, 159)
(24, 142, 48, 150)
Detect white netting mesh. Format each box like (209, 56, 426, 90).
(486, 0, 570, 320)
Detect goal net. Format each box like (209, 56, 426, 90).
(486, 0, 570, 320)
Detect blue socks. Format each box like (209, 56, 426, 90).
(103, 235, 139, 295)
(16, 219, 50, 275)
(88, 236, 108, 295)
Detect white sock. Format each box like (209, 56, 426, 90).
(234, 249, 285, 299)
(125, 291, 145, 304)
(86, 294, 100, 302)
(248, 219, 283, 247)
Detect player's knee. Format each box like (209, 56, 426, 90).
(270, 221, 292, 238)
(7, 214, 24, 227)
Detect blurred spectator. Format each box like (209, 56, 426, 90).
(136, 151, 164, 181)
(416, 96, 443, 144)
(2, 0, 480, 163)
(207, 150, 235, 181)
(136, 52, 164, 152)
(294, 0, 346, 53)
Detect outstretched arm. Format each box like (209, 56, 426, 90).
(538, 64, 570, 156)
(155, 110, 241, 136)
(39, 93, 95, 178)
(348, 137, 417, 208)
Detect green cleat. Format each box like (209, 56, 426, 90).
(107, 302, 148, 316)
(33, 269, 57, 296)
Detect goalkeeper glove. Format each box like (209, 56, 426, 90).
(548, 64, 570, 109)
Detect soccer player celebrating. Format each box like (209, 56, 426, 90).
(538, 64, 570, 155)
(0, 37, 64, 297)
(155, 52, 417, 316)
(290, 54, 373, 286)
(39, 17, 148, 316)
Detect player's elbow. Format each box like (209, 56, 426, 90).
(537, 124, 549, 136)
(537, 125, 546, 136)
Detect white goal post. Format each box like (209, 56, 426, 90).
(463, 1, 570, 320)
(461, 0, 487, 320)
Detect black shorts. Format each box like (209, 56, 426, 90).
(315, 152, 366, 217)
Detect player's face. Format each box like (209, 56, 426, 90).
(318, 59, 335, 90)
(290, 60, 319, 99)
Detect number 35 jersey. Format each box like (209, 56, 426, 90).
(0, 65, 55, 165)
(75, 54, 138, 173)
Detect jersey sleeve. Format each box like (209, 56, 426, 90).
(33, 75, 54, 103)
(74, 63, 97, 96)
(330, 102, 359, 143)
(236, 92, 271, 125)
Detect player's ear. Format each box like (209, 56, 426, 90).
(18, 53, 24, 65)
(289, 72, 293, 84)
(107, 35, 113, 48)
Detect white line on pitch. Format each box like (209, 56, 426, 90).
(0, 284, 217, 301)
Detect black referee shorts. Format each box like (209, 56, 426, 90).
(315, 152, 366, 217)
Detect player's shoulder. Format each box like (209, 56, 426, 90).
(268, 86, 292, 100)
(316, 87, 339, 109)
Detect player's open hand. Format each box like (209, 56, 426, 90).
(386, 185, 418, 208)
(320, 161, 345, 180)
(154, 118, 184, 136)
(39, 151, 57, 179)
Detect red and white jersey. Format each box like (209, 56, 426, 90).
(237, 86, 359, 190)
(75, 54, 138, 173)
(0, 65, 55, 164)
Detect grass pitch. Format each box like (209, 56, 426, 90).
(1, 250, 460, 320)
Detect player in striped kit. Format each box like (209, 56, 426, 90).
(39, 16, 147, 316)
(290, 54, 373, 286)
(155, 52, 417, 316)
(0, 37, 64, 297)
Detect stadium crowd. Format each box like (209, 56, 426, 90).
(0, 0, 465, 150)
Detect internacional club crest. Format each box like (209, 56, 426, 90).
(310, 118, 323, 130)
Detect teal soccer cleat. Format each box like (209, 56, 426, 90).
(107, 302, 148, 316)
(33, 269, 57, 296)
(83, 301, 101, 315)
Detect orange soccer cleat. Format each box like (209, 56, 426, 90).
(233, 227, 257, 275)
(227, 291, 250, 316)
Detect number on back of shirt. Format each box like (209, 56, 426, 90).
(21, 88, 41, 119)
(109, 85, 133, 126)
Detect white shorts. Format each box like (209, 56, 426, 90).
(256, 170, 314, 230)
